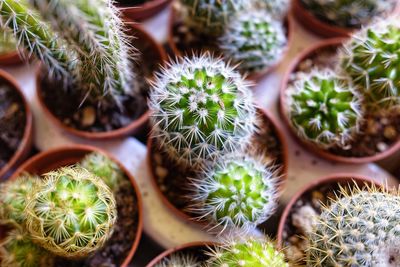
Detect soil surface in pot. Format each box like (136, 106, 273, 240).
(287, 47, 400, 159)
(39, 29, 159, 133)
(0, 83, 26, 170)
(150, 111, 285, 221)
(153, 245, 212, 266)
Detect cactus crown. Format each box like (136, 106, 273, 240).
(219, 10, 287, 75)
(301, 0, 396, 28)
(149, 54, 256, 168)
(207, 238, 288, 267)
(250, 0, 290, 19)
(24, 166, 117, 258)
(307, 184, 400, 267)
(288, 68, 363, 148)
(155, 253, 200, 267)
(341, 18, 400, 110)
(191, 153, 278, 233)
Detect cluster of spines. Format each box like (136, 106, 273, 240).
(155, 253, 201, 267)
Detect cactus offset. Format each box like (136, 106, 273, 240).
(219, 10, 287, 75)
(149, 54, 256, 168)
(341, 18, 400, 110)
(288, 68, 363, 148)
(155, 253, 201, 267)
(24, 166, 117, 258)
(307, 184, 400, 266)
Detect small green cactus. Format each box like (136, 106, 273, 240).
(219, 10, 287, 75)
(0, 29, 16, 55)
(250, 0, 290, 19)
(301, 0, 396, 28)
(341, 18, 400, 110)
(192, 153, 278, 232)
(179, 0, 246, 36)
(155, 253, 201, 267)
(207, 238, 288, 266)
(149, 54, 256, 168)
(24, 166, 117, 258)
(307, 184, 400, 266)
(288, 68, 363, 148)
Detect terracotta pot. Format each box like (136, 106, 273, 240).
(277, 174, 382, 249)
(279, 38, 400, 164)
(10, 145, 143, 267)
(292, 0, 400, 38)
(147, 107, 289, 229)
(146, 241, 216, 267)
(0, 70, 33, 179)
(36, 23, 167, 140)
(118, 0, 172, 21)
(0, 51, 23, 66)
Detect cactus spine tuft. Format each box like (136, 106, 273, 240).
(155, 253, 201, 267)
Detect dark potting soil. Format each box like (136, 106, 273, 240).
(154, 245, 213, 266)
(0, 83, 26, 170)
(116, 0, 152, 6)
(54, 178, 139, 267)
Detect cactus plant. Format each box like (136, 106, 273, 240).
(149, 53, 256, 168)
(0, 29, 16, 54)
(219, 10, 287, 75)
(207, 238, 288, 266)
(24, 166, 117, 258)
(287, 68, 363, 148)
(155, 253, 201, 267)
(307, 184, 400, 266)
(341, 18, 400, 110)
(191, 153, 278, 232)
(250, 0, 290, 19)
(300, 0, 396, 28)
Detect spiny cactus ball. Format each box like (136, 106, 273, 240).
(24, 166, 117, 258)
(307, 186, 400, 266)
(155, 253, 201, 267)
(250, 0, 290, 19)
(180, 0, 246, 36)
(0, 174, 39, 224)
(288, 68, 362, 148)
(208, 238, 288, 267)
(301, 0, 396, 28)
(192, 153, 278, 232)
(149, 54, 256, 168)
(341, 18, 400, 110)
(219, 10, 287, 74)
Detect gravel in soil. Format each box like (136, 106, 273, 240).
(0, 83, 26, 170)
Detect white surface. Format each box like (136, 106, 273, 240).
(1, 7, 398, 249)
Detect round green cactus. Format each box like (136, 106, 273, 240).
(341, 18, 400, 110)
(250, 0, 290, 19)
(307, 185, 400, 266)
(219, 10, 287, 74)
(288, 68, 363, 148)
(155, 253, 200, 267)
(208, 238, 288, 266)
(0, 174, 39, 224)
(24, 166, 117, 258)
(301, 0, 396, 28)
(192, 153, 278, 232)
(149, 54, 256, 168)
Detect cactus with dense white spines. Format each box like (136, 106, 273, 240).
(219, 10, 287, 75)
(149, 54, 257, 168)
(288, 68, 363, 148)
(307, 185, 400, 267)
(155, 253, 201, 267)
(340, 18, 400, 110)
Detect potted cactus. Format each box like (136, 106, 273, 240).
(0, 70, 33, 179)
(0, 145, 143, 266)
(293, 0, 399, 37)
(0, 30, 22, 65)
(116, 0, 172, 21)
(0, 0, 166, 140)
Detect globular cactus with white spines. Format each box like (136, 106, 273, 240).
(340, 18, 400, 110)
(219, 10, 287, 75)
(149, 54, 257, 168)
(179, 0, 246, 36)
(300, 0, 396, 28)
(307, 184, 400, 267)
(24, 166, 117, 258)
(249, 0, 290, 19)
(207, 238, 288, 267)
(288, 68, 363, 148)
(191, 153, 279, 232)
(155, 253, 201, 267)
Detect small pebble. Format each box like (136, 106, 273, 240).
(384, 126, 397, 139)
(156, 166, 168, 179)
(81, 106, 96, 127)
(377, 142, 388, 152)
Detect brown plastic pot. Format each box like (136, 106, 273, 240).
(279, 38, 400, 164)
(36, 23, 167, 140)
(9, 145, 143, 267)
(118, 0, 172, 21)
(0, 51, 23, 66)
(277, 173, 382, 249)
(147, 107, 289, 229)
(292, 0, 400, 38)
(0, 70, 33, 179)
(146, 241, 217, 267)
